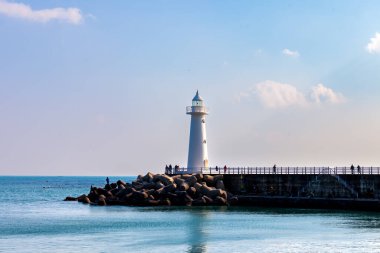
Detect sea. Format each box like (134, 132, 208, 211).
(1, 176, 380, 253)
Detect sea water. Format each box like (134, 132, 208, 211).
(1, 176, 380, 253)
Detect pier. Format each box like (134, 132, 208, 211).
(166, 166, 380, 211)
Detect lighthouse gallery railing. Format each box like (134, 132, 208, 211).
(186, 106, 209, 114)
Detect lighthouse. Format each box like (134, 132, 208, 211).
(186, 90, 209, 173)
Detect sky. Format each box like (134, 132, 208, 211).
(1, 0, 380, 175)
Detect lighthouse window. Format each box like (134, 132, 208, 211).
(203, 140, 207, 144)
(192, 101, 204, 106)
(202, 119, 205, 123)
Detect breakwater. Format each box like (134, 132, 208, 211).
(66, 170, 380, 210)
(65, 173, 237, 206)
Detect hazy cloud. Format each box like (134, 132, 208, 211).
(236, 80, 346, 109)
(0, 0, 83, 24)
(367, 33, 380, 54)
(310, 83, 346, 104)
(282, 48, 300, 57)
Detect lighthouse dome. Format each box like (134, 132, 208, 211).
(192, 90, 203, 101)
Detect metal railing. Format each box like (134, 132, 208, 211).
(186, 106, 209, 114)
(166, 166, 380, 175)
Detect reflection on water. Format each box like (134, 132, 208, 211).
(187, 209, 208, 253)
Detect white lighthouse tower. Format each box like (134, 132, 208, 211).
(186, 90, 209, 173)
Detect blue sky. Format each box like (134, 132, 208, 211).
(1, 0, 380, 175)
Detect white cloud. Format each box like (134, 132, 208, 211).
(310, 83, 346, 104)
(282, 48, 300, 57)
(255, 80, 307, 108)
(0, 0, 83, 24)
(236, 80, 346, 109)
(366, 33, 380, 54)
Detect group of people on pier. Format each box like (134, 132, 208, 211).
(165, 164, 180, 174)
(350, 164, 362, 174)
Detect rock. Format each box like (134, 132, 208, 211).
(155, 187, 165, 196)
(142, 182, 157, 190)
(200, 185, 213, 195)
(203, 175, 214, 185)
(179, 182, 189, 191)
(160, 198, 171, 206)
(87, 191, 99, 202)
(185, 175, 197, 186)
(163, 183, 177, 193)
(148, 199, 160, 205)
(174, 178, 185, 185)
(97, 188, 112, 197)
(117, 180, 127, 186)
(207, 189, 223, 199)
(194, 182, 203, 191)
(214, 196, 227, 205)
(155, 182, 165, 189)
(77, 194, 87, 202)
(116, 187, 135, 198)
(220, 190, 228, 200)
(110, 188, 120, 196)
(192, 197, 206, 206)
(118, 184, 126, 190)
(216, 180, 225, 190)
(79, 196, 91, 204)
(157, 174, 174, 185)
(146, 189, 155, 195)
(133, 183, 144, 191)
(181, 174, 192, 180)
(98, 198, 106, 206)
(171, 175, 182, 180)
(187, 187, 197, 197)
(64, 196, 77, 201)
(195, 173, 204, 182)
(202, 195, 213, 204)
(132, 191, 149, 199)
(66, 173, 236, 207)
(142, 172, 154, 182)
